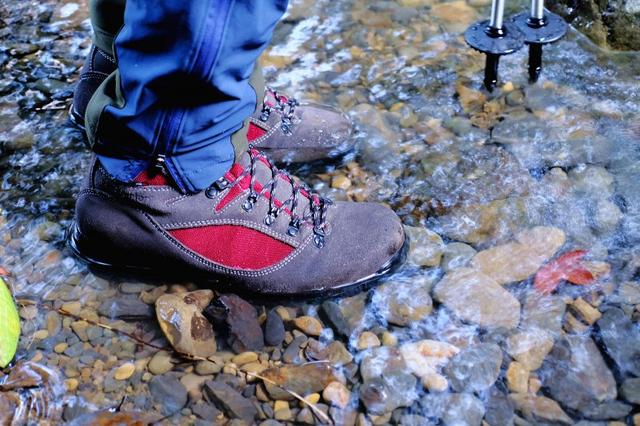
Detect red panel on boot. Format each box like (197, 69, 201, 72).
(247, 122, 267, 142)
(134, 169, 169, 186)
(169, 225, 294, 270)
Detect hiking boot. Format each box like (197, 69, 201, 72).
(69, 150, 407, 298)
(70, 46, 354, 165)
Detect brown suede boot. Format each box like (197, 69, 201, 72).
(70, 46, 354, 165)
(69, 149, 406, 299)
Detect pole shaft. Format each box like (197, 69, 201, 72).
(484, 54, 500, 92)
(531, 0, 544, 20)
(489, 0, 506, 29)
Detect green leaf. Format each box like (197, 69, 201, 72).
(0, 277, 20, 368)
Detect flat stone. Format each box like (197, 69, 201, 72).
(292, 316, 323, 336)
(509, 394, 572, 424)
(444, 343, 502, 392)
(405, 225, 444, 267)
(114, 363, 135, 381)
(98, 296, 153, 319)
(149, 375, 188, 416)
(597, 306, 640, 377)
(506, 329, 554, 371)
(204, 380, 257, 424)
(191, 401, 221, 421)
(261, 363, 340, 401)
(433, 268, 521, 329)
(540, 336, 617, 411)
(470, 227, 565, 285)
(155, 290, 217, 358)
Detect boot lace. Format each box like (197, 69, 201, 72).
(258, 88, 300, 136)
(207, 150, 331, 248)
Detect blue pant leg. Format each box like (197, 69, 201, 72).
(93, 0, 288, 193)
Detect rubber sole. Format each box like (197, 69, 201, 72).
(67, 221, 409, 302)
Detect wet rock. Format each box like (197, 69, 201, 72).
(306, 339, 353, 365)
(373, 276, 434, 326)
(433, 268, 521, 329)
(155, 290, 217, 358)
(204, 380, 257, 423)
(191, 401, 221, 421)
(292, 316, 323, 336)
(485, 388, 515, 426)
(444, 343, 502, 392)
(505, 329, 554, 371)
(204, 294, 264, 353)
(470, 227, 565, 285)
(323, 381, 351, 408)
(261, 363, 341, 401)
(319, 300, 353, 340)
(114, 363, 135, 381)
(264, 309, 285, 347)
(421, 392, 485, 426)
(509, 394, 572, 424)
(441, 242, 476, 272)
(506, 361, 529, 393)
(149, 375, 188, 416)
(540, 336, 617, 411)
(405, 225, 444, 267)
(148, 350, 174, 375)
(521, 292, 566, 335)
(98, 296, 154, 319)
(596, 306, 640, 377)
(282, 335, 306, 364)
(621, 378, 640, 404)
(610, 281, 640, 305)
(359, 372, 417, 415)
(357, 332, 381, 350)
(399, 339, 459, 379)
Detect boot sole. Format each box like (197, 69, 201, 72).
(66, 221, 408, 301)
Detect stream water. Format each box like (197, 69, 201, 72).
(1, 0, 639, 424)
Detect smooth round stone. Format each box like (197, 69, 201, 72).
(114, 363, 135, 381)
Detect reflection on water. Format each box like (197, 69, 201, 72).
(1, 0, 639, 423)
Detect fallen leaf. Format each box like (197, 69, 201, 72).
(0, 277, 20, 368)
(534, 250, 595, 294)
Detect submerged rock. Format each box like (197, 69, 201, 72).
(433, 268, 521, 329)
(405, 225, 444, 267)
(261, 363, 341, 401)
(204, 380, 257, 423)
(444, 343, 502, 392)
(540, 336, 617, 411)
(470, 226, 565, 285)
(421, 392, 485, 426)
(509, 394, 572, 424)
(596, 306, 640, 377)
(505, 329, 554, 371)
(149, 375, 188, 416)
(155, 290, 217, 358)
(521, 292, 566, 335)
(399, 339, 459, 379)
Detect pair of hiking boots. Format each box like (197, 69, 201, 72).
(70, 46, 407, 298)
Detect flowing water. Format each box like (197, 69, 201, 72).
(1, 0, 639, 424)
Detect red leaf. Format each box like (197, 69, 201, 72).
(534, 250, 590, 294)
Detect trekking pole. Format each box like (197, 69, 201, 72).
(511, 0, 567, 82)
(464, 0, 524, 91)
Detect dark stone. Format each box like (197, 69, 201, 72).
(204, 380, 258, 424)
(596, 306, 640, 377)
(191, 401, 221, 421)
(98, 296, 153, 319)
(204, 294, 264, 353)
(264, 309, 285, 347)
(444, 343, 502, 392)
(485, 387, 515, 426)
(149, 375, 188, 416)
(540, 336, 617, 411)
(582, 400, 632, 420)
(621, 377, 640, 404)
(282, 335, 307, 364)
(319, 301, 352, 340)
(62, 401, 91, 422)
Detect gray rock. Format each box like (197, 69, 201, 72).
(441, 242, 476, 272)
(421, 393, 485, 426)
(319, 300, 353, 340)
(485, 387, 515, 426)
(445, 343, 502, 392)
(621, 377, 640, 404)
(149, 375, 188, 416)
(521, 292, 566, 335)
(204, 294, 264, 353)
(264, 309, 285, 347)
(98, 296, 153, 319)
(191, 401, 221, 421)
(597, 306, 640, 377)
(204, 380, 257, 423)
(359, 372, 418, 415)
(581, 400, 632, 420)
(540, 336, 617, 411)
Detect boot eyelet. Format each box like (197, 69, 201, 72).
(264, 213, 277, 226)
(242, 199, 254, 212)
(287, 225, 299, 236)
(205, 187, 216, 199)
(313, 234, 325, 248)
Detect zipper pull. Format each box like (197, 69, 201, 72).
(153, 154, 167, 176)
